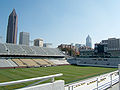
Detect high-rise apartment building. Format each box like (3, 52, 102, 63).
(86, 35, 92, 48)
(19, 32, 29, 45)
(6, 9, 18, 44)
(34, 39, 43, 47)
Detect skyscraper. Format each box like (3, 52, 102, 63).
(19, 32, 30, 45)
(86, 35, 92, 48)
(6, 9, 18, 44)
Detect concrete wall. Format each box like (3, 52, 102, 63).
(17, 80, 64, 90)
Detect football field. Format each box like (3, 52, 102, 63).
(0, 65, 117, 90)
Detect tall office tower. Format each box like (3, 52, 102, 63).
(6, 9, 18, 44)
(19, 32, 29, 45)
(86, 35, 92, 48)
(34, 38, 43, 47)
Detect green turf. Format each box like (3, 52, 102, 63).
(0, 65, 117, 90)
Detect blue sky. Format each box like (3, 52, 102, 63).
(0, 0, 120, 47)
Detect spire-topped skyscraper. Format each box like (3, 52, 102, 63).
(6, 9, 18, 44)
(86, 35, 92, 48)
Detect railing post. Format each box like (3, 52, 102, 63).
(72, 86, 73, 90)
(110, 74, 112, 88)
(97, 78, 98, 90)
(68, 86, 70, 90)
(118, 64, 120, 90)
(51, 77, 54, 83)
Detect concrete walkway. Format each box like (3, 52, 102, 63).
(108, 83, 119, 90)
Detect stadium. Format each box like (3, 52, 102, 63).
(0, 43, 69, 68)
(0, 1, 120, 90)
(0, 43, 119, 90)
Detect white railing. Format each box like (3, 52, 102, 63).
(65, 70, 119, 90)
(0, 73, 63, 86)
(93, 77, 119, 90)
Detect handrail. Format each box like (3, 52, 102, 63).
(65, 70, 118, 90)
(93, 77, 119, 90)
(0, 73, 63, 86)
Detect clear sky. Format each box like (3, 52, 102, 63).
(0, 0, 120, 47)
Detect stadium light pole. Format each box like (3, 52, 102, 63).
(119, 64, 120, 90)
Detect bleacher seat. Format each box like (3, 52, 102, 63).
(22, 46, 35, 55)
(33, 59, 50, 66)
(44, 59, 56, 66)
(50, 48, 64, 56)
(0, 59, 10, 67)
(0, 43, 65, 57)
(0, 43, 8, 54)
(42, 48, 56, 55)
(49, 59, 62, 65)
(20, 59, 40, 67)
(59, 60, 69, 65)
(0, 59, 18, 67)
(5, 44, 26, 55)
(31, 46, 47, 55)
(12, 59, 27, 67)
(49, 59, 69, 65)
(7, 59, 18, 67)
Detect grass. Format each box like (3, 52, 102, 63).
(0, 65, 117, 90)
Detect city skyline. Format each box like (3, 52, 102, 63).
(0, 0, 120, 47)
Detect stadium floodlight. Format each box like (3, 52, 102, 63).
(0, 73, 63, 86)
